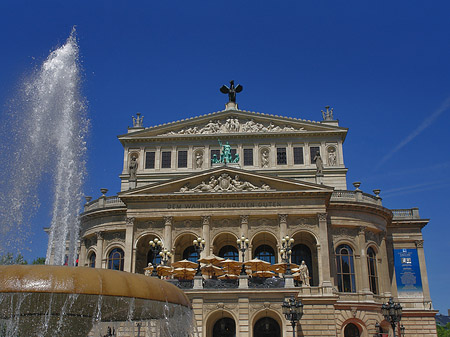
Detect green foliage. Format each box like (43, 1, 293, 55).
(0, 253, 27, 265)
(32, 257, 46, 265)
(437, 323, 450, 337)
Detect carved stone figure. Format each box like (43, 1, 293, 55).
(129, 156, 138, 181)
(314, 151, 323, 174)
(328, 148, 337, 166)
(299, 260, 310, 286)
(220, 80, 243, 103)
(178, 174, 274, 192)
(261, 149, 269, 168)
(195, 151, 203, 168)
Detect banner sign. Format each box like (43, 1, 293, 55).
(394, 249, 423, 298)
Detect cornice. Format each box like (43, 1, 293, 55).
(328, 201, 393, 221)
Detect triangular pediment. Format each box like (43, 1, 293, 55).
(119, 166, 334, 199)
(119, 109, 347, 141)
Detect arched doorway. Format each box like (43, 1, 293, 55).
(253, 317, 280, 337)
(344, 323, 360, 337)
(213, 317, 236, 337)
(291, 243, 313, 282)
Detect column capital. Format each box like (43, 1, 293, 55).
(415, 240, 424, 248)
(278, 214, 288, 223)
(126, 217, 135, 226)
(240, 215, 249, 224)
(358, 226, 367, 235)
(96, 231, 104, 240)
(317, 213, 327, 222)
(164, 216, 173, 226)
(202, 215, 211, 225)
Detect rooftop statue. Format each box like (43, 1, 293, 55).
(220, 80, 243, 103)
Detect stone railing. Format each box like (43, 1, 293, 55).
(331, 190, 381, 206)
(84, 196, 126, 212)
(391, 208, 420, 219)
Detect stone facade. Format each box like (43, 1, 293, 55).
(80, 103, 437, 337)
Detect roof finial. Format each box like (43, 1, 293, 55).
(321, 106, 334, 121)
(132, 113, 144, 128)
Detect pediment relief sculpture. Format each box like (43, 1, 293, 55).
(160, 117, 305, 136)
(177, 173, 274, 193)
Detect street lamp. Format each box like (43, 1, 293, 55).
(282, 296, 303, 337)
(149, 238, 163, 277)
(280, 235, 295, 275)
(159, 248, 172, 266)
(381, 297, 403, 337)
(236, 235, 249, 275)
(193, 237, 205, 276)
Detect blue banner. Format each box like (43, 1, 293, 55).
(394, 249, 423, 297)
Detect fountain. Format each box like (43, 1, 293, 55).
(0, 29, 195, 336)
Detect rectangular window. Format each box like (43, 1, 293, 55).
(211, 149, 220, 163)
(277, 147, 287, 165)
(145, 152, 155, 169)
(293, 147, 304, 165)
(310, 146, 320, 164)
(161, 151, 171, 168)
(178, 150, 187, 168)
(243, 148, 253, 166)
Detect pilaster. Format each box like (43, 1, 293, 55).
(164, 216, 173, 253)
(95, 232, 104, 269)
(357, 226, 371, 296)
(416, 239, 432, 307)
(124, 217, 135, 273)
(317, 213, 332, 288)
(79, 239, 87, 267)
(202, 216, 211, 257)
(240, 215, 249, 260)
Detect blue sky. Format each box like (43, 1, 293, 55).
(0, 1, 449, 313)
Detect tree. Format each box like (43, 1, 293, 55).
(437, 323, 450, 337)
(0, 253, 27, 265)
(32, 257, 46, 265)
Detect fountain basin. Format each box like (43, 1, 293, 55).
(0, 265, 192, 337)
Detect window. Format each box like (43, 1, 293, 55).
(344, 323, 360, 337)
(219, 245, 239, 261)
(335, 244, 356, 292)
(211, 149, 220, 163)
(213, 318, 236, 337)
(291, 244, 313, 284)
(367, 247, 379, 294)
(145, 151, 155, 169)
(107, 248, 124, 271)
(243, 148, 253, 166)
(276, 147, 287, 165)
(310, 146, 320, 164)
(147, 249, 162, 266)
(183, 246, 199, 263)
(89, 252, 96, 268)
(254, 244, 275, 264)
(178, 150, 187, 168)
(293, 147, 304, 164)
(161, 151, 171, 168)
(253, 317, 280, 337)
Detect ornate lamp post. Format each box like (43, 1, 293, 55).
(236, 235, 249, 275)
(149, 238, 163, 277)
(159, 248, 172, 266)
(280, 235, 294, 275)
(381, 297, 403, 337)
(282, 296, 303, 337)
(193, 237, 205, 276)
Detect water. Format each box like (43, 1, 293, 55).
(0, 28, 88, 265)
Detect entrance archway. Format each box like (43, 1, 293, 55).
(253, 317, 280, 337)
(344, 323, 360, 337)
(213, 317, 236, 337)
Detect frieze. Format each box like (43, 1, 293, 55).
(166, 200, 282, 210)
(203, 302, 238, 313)
(103, 231, 125, 243)
(177, 173, 274, 193)
(292, 218, 319, 233)
(160, 117, 305, 136)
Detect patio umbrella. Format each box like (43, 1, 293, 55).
(218, 259, 243, 274)
(198, 254, 225, 266)
(271, 262, 299, 274)
(252, 270, 276, 278)
(244, 258, 272, 272)
(173, 267, 196, 280)
(157, 265, 174, 277)
(171, 259, 198, 269)
(201, 264, 224, 278)
(218, 273, 239, 280)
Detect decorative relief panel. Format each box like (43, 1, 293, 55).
(203, 302, 238, 313)
(84, 236, 97, 249)
(161, 117, 305, 136)
(290, 217, 319, 234)
(331, 227, 359, 246)
(365, 230, 383, 246)
(103, 231, 125, 244)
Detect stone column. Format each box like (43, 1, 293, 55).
(379, 231, 391, 297)
(238, 297, 250, 337)
(164, 216, 173, 254)
(317, 213, 332, 288)
(202, 216, 211, 257)
(124, 217, 135, 273)
(79, 238, 87, 267)
(95, 232, 104, 269)
(278, 214, 288, 263)
(416, 239, 432, 307)
(357, 226, 371, 295)
(240, 215, 249, 260)
(270, 143, 276, 167)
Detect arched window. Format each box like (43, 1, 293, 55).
(213, 317, 236, 337)
(107, 248, 124, 271)
(219, 245, 239, 261)
(253, 317, 280, 337)
(88, 252, 96, 268)
(335, 244, 356, 292)
(147, 249, 162, 266)
(291, 243, 312, 280)
(183, 246, 199, 262)
(367, 247, 379, 294)
(254, 245, 275, 264)
(344, 323, 360, 337)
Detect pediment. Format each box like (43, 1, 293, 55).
(119, 166, 334, 199)
(119, 109, 346, 141)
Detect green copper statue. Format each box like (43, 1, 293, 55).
(212, 139, 239, 164)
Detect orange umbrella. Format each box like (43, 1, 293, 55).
(198, 255, 225, 266)
(172, 259, 198, 269)
(157, 265, 173, 277)
(271, 262, 299, 274)
(173, 267, 196, 280)
(218, 259, 243, 274)
(244, 258, 272, 272)
(218, 273, 239, 280)
(252, 270, 276, 278)
(201, 264, 224, 278)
